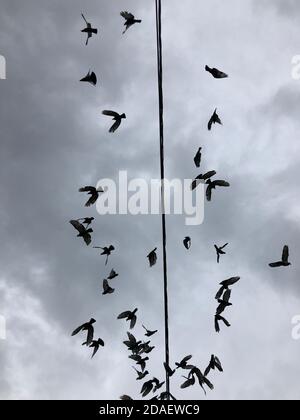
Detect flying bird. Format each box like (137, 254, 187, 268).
(214, 243, 229, 263)
(194, 147, 202, 168)
(77, 217, 95, 228)
(205, 65, 228, 79)
(102, 110, 126, 133)
(81, 14, 98, 45)
(140, 380, 154, 397)
(140, 342, 155, 354)
(79, 186, 104, 207)
(130, 355, 149, 372)
(152, 378, 165, 392)
(191, 170, 217, 191)
(216, 295, 232, 316)
(94, 245, 115, 265)
(181, 374, 196, 389)
(206, 179, 230, 202)
(183, 237, 191, 250)
(215, 277, 240, 300)
(269, 245, 291, 268)
(164, 362, 176, 377)
(118, 308, 138, 329)
(147, 248, 157, 267)
(133, 367, 149, 380)
(107, 269, 119, 280)
(120, 11, 142, 34)
(84, 338, 105, 358)
(102, 279, 115, 295)
(215, 314, 231, 333)
(208, 108, 222, 131)
(189, 367, 214, 395)
(175, 355, 194, 370)
(69, 220, 93, 246)
(204, 355, 223, 377)
(142, 325, 158, 337)
(71, 318, 96, 346)
(123, 332, 142, 354)
(80, 70, 97, 86)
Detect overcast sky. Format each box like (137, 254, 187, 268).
(0, 0, 300, 400)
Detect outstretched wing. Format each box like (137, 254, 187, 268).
(213, 180, 230, 187)
(269, 262, 282, 268)
(206, 185, 212, 201)
(81, 13, 88, 24)
(102, 110, 119, 118)
(181, 355, 193, 364)
(70, 220, 85, 235)
(109, 119, 122, 133)
(121, 11, 135, 20)
(208, 115, 213, 131)
(118, 311, 131, 319)
(203, 170, 217, 180)
(71, 324, 84, 336)
(82, 231, 92, 246)
(130, 315, 137, 329)
(79, 186, 95, 193)
(282, 245, 289, 263)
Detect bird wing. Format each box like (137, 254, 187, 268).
(214, 316, 220, 333)
(194, 148, 202, 168)
(282, 245, 289, 263)
(70, 220, 85, 235)
(118, 311, 131, 319)
(82, 231, 92, 246)
(223, 289, 231, 303)
(81, 13, 88, 24)
(213, 180, 230, 187)
(71, 324, 84, 336)
(206, 185, 212, 201)
(86, 326, 94, 345)
(79, 186, 95, 193)
(130, 315, 137, 329)
(127, 332, 137, 344)
(214, 356, 223, 372)
(121, 11, 135, 20)
(109, 119, 122, 133)
(181, 355, 193, 364)
(91, 345, 99, 358)
(269, 262, 282, 268)
(85, 193, 98, 207)
(181, 377, 195, 389)
(203, 170, 217, 180)
(215, 286, 225, 300)
(102, 110, 119, 118)
(219, 315, 231, 327)
(220, 243, 228, 250)
(208, 116, 213, 131)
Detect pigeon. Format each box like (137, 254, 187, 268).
(102, 110, 126, 133)
(183, 237, 191, 250)
(204, 355, 223, 377)
(189, 367, 214, 395)
(107, 269, 119, 280)
(81, 14, 98, 45)
(133, 367, 149, 380)
(130, 355, 149, 372)
(175, 355, 194, 370)
(123, 332, 142, 354)
(215, 277, 240, 300)
(206, 179, 230, 202)
(84, 338, 105, 358)
(69, 220, 93, 246)
(118, 308, 138, 329)
(194, 147, 202, 168)
(215, 314, 231, 333)
(152, 378, 165, 392)
(147, 248, 157, 267)
(205, 65, 228, 79)
(140, 380, 154, 397)
(214, 243, 229, 263)
(191, 171, 217, 191)
(120, 395, 133, 400)
(80, 70, 97, 86)
(120, 11, 142, 34)
(142, 325, 158, 337)
(140, 342, 155, 354)
(94, 246, 115, 265)
(79, 186, 104, 207)
(164, 362, 176, 377)
(208, 108, 222, 131)
(102, 279, 115, 295)
(269, 245, 291, 268)
(71, 318, 96, 346)
(78, 217, 95, 228)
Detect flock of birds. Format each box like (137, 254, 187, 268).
(68, 10, 292, 400)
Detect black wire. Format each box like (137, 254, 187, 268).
(155, 0, 170, 399)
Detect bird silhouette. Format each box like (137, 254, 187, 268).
(269, 245, 291, 268)
(215, 277, 240, 300)
(123, 332, 142, 354)
(81, 14, 98, 45)
(79, 186, 104, 207)
(71, 318, 96, 346)
(69, 220, 93, 246)
(102, 110, 126, 133)
(102, 279, 115, 295)
(94, 246, 115, 265)
(175, 355, 194, 370)
(181, 374, 196, 389)
(194, 147, 202, 168)
(205, 65, 228, 79)
(140, 380, 154, 397)
(140, 342, 155, 354)
(118, 309, 138, 329)
(206, 179, 230, 201)
(84, 338, 105, 358)
(216, 294, 232, 316)
(120, 395, 133, 400)
(130, 355, 149, 372)
(215, 314, 231, 333)
(189, 367, 214, 395)
(107, 269, 119, 280)
(152, 378, 165, 392)
(204, 355, 223, 376)
(133, 367, 149, 380)
(214, 243, 229, 263)
(80, 70, 97, 86)
(183, 237, 191, 250)
(208, 108, 222, 131)
(77, 217, 95, 228)
(142, 325, 158, 337)
(164, 362, 176, 377)
(147, 248, 157, 267)
(191, 171, 217, 191)
(120, 11, 142, 34)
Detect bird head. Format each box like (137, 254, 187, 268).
(121, 113, 126, 119)
(133, 308, 138, 314)
(90, 318, 96, 324)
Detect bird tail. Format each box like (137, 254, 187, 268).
(91, 29, 98, 34)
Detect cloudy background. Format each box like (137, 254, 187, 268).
(0, 0, 299, 400)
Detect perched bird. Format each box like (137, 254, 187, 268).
(140, 380, 154, 398)
(107, 269, 119, 280)
(78, 217, 95, 228)
(69, 220, 93, 246)
(80, 70, 97, 86)
(189, 367, 214, 395)
(206, 179, 230, 202)
(81, 14, 98, 45)
(84, 338, 105, 358)
(152, 378, 165, 392)
(204, 355, 223, 377)
(133, 367, 149, 380)
(175, 355, 194, 370)
(205, 65, 228, 79)
(164, 362, 176, 377)
(181, 375, 196, 389)
(214, 243, 229, 263)
(123, 332, 142, 354)
(102, 110, 126, 133)
(102, 279, 115, 295)
(142, 325, 158, 337)
(215, 277, 240, 300)
(269, 245, 291, 268)
(120, 11, 142, 34)
(118, 308, 138, 329)
(194, 147, 202, 168)
(71, 318, 96, 346)
(79, 186, 104, 207)
(191, 170, 217, 191)
(208, 108, 222, 131)
(120, 395, 133, 400)
(130, 355, 149, 372)
(94, 245, 115, 265)
(183, 237, 191, 250)
(147, 248, 157, 267)
(215, 314, 231, 333)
